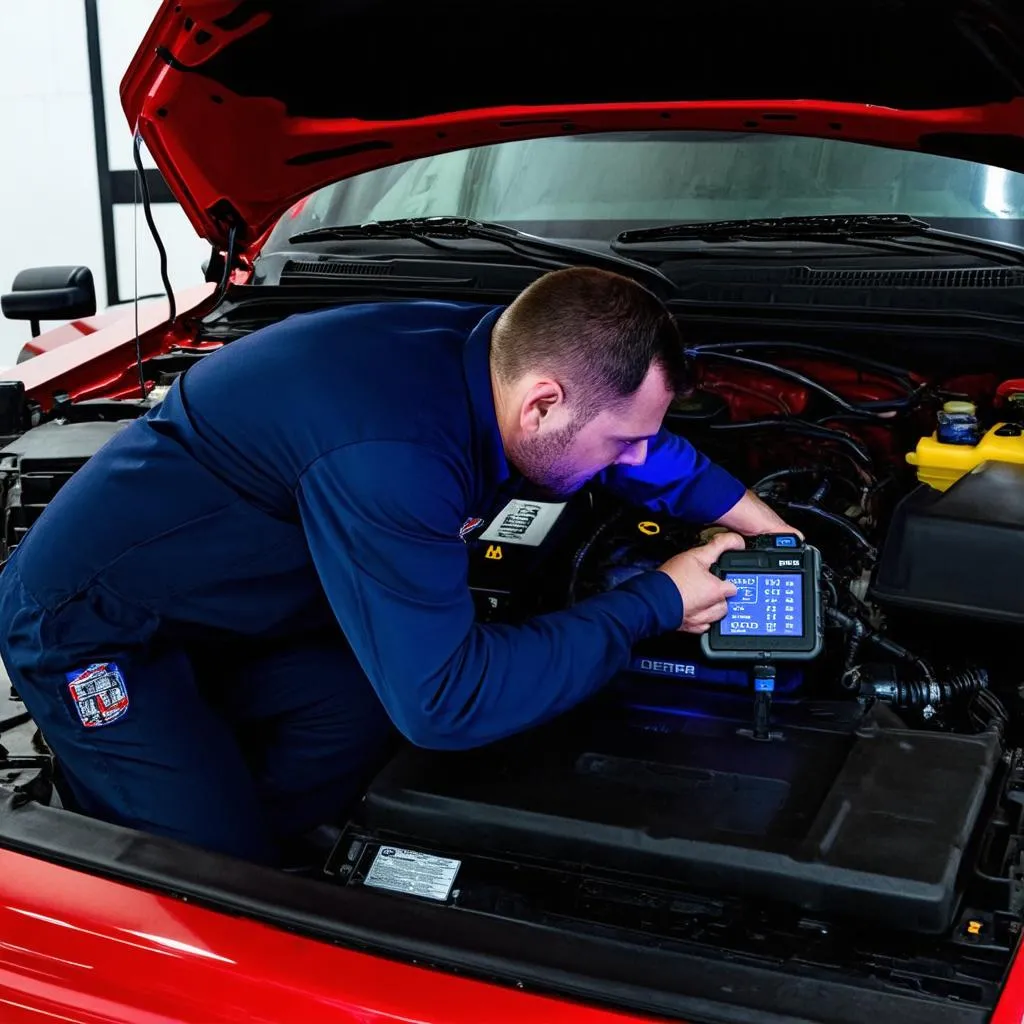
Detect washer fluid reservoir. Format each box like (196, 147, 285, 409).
(907, 412, 1024, 491)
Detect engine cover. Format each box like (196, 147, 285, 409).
(362, 694, 1001, 934)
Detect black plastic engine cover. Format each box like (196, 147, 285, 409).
(873, 460, 1024, 623)
(363, 697, 1001, 934)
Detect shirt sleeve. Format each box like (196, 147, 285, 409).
(295, 440, 682, 750)
(597, 427, 746, 523)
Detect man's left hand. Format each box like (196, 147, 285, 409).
(711, 489, 803, 540)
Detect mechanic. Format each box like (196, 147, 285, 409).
(0, 267, 795, 865)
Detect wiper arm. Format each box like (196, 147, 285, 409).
(615, 213, 1024, 266)
(289, 217, 677, 297)
(617, 213, 933, 243)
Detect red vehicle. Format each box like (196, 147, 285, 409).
(6, 2, 1024, 1021)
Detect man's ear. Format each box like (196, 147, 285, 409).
(519, 379, 564, 435)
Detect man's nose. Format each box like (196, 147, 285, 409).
(617, 440, 648, 466)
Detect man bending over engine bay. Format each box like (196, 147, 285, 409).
(0, 267, 795, 864)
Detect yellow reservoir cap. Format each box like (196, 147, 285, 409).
(907, 422, 1024, 491)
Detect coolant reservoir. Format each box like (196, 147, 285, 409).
(907, 420, 1024, 490)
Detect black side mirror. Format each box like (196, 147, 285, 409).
(1, 266, 97, 338)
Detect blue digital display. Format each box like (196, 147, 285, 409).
(722, 572, 803, 637)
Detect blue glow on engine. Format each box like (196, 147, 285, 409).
(627, 702, 721, 721)
(625, 655, 803, 694)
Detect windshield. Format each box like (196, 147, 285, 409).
(262, 131, 1024, 251)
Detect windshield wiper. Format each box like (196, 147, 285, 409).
(614, 214, 1024, 266)
(289, 216, 677, 297)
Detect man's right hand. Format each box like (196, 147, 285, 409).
(656, 531, 746, 634)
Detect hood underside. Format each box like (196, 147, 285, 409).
(121, 0, 1024, 249)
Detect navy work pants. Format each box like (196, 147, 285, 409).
(2, 597, 396, 864)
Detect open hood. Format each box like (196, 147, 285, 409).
(121, 0, 1024, 250)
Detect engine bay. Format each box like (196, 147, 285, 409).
(3, 317, 1024, 1019)
(329, 335, 1024, 1016)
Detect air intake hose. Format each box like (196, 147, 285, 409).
(855, 664, 988, 709)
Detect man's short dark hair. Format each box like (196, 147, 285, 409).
(491, 267, 688, 419)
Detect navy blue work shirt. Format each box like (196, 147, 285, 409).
(9, 301, 746, 748)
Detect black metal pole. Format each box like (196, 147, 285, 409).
(83, 0, 120, 307)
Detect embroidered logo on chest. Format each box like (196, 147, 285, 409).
(459, 516, 484, 541)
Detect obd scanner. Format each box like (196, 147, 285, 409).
(701, 534, 824, 740)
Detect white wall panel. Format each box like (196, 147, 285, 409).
(0, 2, 207, 369)
(113, 202, 209, 305)
(0, 2, 104, 366)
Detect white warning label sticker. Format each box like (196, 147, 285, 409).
(478, 499, 567, 547)
(363, 846, 461, 902)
